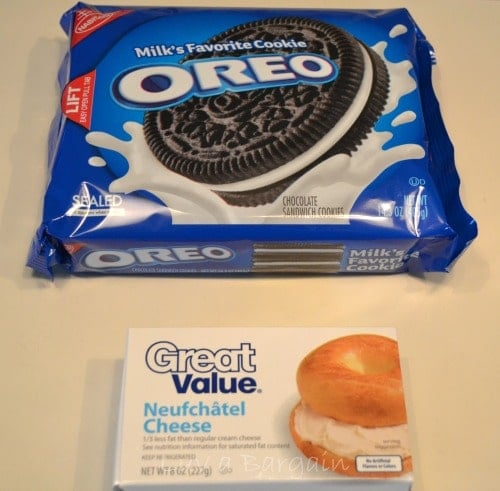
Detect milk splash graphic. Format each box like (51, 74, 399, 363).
(85, 25, 425, 224)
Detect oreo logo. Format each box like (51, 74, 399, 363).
(83, 246, 233, 270)
(113, 53, 338, 109)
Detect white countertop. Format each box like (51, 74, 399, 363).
(0, 1, 498, 490)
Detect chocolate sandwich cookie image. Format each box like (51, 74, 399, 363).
(289, 335, 412, 477)
(143, 17, 390, 207)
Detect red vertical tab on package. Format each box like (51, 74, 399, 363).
(61, 71, 96, 129)
(71, 8, 131, 47)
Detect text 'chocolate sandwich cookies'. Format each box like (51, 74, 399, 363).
(27, 4, 477, 277)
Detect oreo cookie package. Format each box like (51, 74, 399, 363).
(28, 3, 477, 276)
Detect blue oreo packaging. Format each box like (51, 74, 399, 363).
(28, 3, 477, 277)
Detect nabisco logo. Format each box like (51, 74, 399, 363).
(74, 10, 115, 34)
(71, 8, 131, 47)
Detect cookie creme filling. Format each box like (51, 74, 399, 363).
(294, 403, 410, 460)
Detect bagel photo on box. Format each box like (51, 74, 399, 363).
(289, 334, 412, 478)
